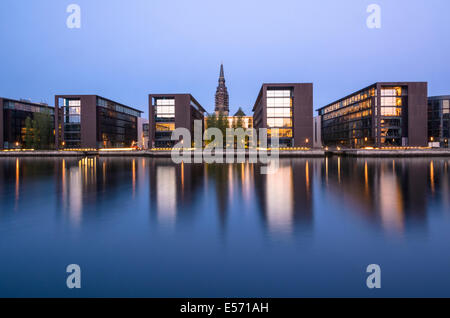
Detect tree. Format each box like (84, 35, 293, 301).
(216, 111, 228, 136)
(24, 117, 33, 149)
(235, 114, 244, 129)
(206, 113, 217, 130)
(216, 112, 231, 148)
(31, 119, 39, 149)
(33, 111, 53, 149)
(205, 113, 218, 146)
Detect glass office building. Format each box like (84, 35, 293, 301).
(55, 95, 142, 149)
(318, 82, 428, 148)
(0, 97, 55, 149)
(428, 96, 450, 148)
(97, 97, 140, 148)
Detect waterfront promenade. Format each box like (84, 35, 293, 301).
(1, 148, 450, 158)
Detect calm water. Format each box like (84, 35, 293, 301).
(0, 156, 449, 297)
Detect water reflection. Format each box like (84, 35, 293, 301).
(0, 157, 449, 238)
(322, 157, 450, 234)
(253, 159, 314, 236)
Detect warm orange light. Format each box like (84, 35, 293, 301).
(99, 148, 135, 152)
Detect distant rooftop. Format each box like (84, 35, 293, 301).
(429, 95, 450, 100)
(1, 96, 53, 109)
(233, 107, 246, 117)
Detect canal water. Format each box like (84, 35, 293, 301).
(0, 157, 449, 297)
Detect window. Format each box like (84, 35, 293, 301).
(155, 98, 175, 118)
(381, 87, 402, 96)
(266, 89, 292, 129)
(156, 123, 175, 131)
(443, 100, 450, 114)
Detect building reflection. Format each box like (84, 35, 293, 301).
(202, 162, 256, 231)
(55, 157, 141, 226)
(321, 157, 449, 234)
(0, 158, 62, 215)
(149, 159, 204, 227)
(0, 156, 448, 237)
(253, 159, 314, 236)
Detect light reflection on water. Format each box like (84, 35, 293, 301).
(0, 156, 450, 297)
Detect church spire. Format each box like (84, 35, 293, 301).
(215, 63, 229, 116)
(219, 63, 224, 79)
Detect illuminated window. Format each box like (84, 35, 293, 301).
(155, 98, 175, 119)
(268, 129, 293, 138)
(266, 89, 293, 129)
(156, 123, 175, 131)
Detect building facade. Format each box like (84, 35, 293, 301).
(137, 117, 149, 149)
(215, 64, 229, 116)
(148, 94, 206, 148)
(252, 83, 313, 148)
(318, 82, 428, 148)
(313, 116, 322, 149)
(225, 108, 253, 129)
(428, 96, 450, 148)
(54, 95, 142, 149)
(0, 97, 56, 149)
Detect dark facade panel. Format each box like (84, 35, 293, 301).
(0, 98, 3, 149)
(293, 83, 313, 147)
(407, 82, 428, 146)
(81, 96, 97, 149)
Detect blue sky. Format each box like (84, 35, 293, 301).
(0, 0, 449, 116)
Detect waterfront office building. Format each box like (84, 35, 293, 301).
(252, 83, 313, 148)
(428, 96, 450, 148)
(148, 94, 206, 148)
(317, 82, 428, 148)
(54, 95, 143, 149)
(0, 97, 56, 149)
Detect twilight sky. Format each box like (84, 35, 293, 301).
(0, 0, 449, 116)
